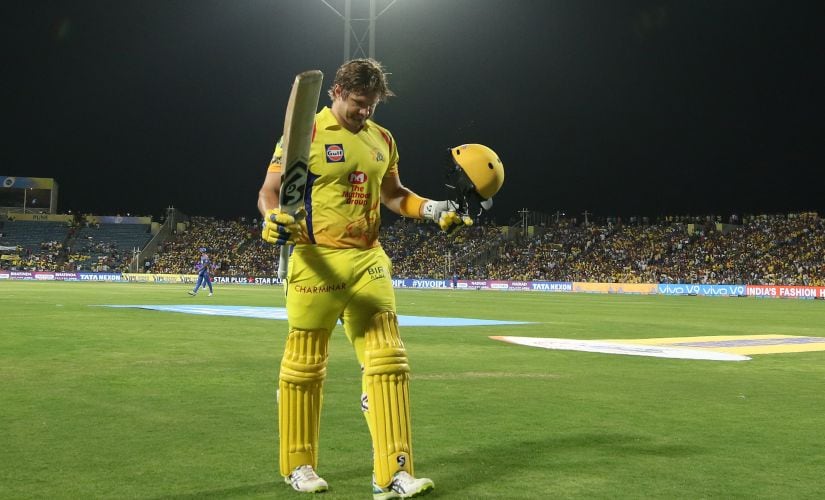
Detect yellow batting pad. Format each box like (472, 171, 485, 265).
(278, 328, 330, 476)
(364, 311, 413, 488)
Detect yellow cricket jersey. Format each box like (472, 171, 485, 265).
(268, 106, 399, 249)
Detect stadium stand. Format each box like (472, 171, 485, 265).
(2, 210, 824, 286)
(0, 219, 70, 252)
(146, 216, 278, 276)
(68, 221, 153, 272)
(0, 219, 71, 271)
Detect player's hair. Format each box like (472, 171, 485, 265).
(328, 58, 395, 102)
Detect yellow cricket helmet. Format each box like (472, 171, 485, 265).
(449, 144, 505, 202)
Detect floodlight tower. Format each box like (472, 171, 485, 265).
(320, 0, 399, 61)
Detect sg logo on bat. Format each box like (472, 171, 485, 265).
(281, 162, 307, 207)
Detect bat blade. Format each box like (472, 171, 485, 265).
(277, 70, 323, 279)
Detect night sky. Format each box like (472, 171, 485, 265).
(4, 1, 824, 222)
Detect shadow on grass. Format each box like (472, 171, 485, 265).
(142, 462, 374, 500)
(145, 481, 281, 500)
(429, 431, 705, 496)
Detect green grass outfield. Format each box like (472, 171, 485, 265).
(1, 281, 824, 499)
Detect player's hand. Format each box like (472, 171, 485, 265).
(422, 200, 473, 233)
(262, 208, 302, 245)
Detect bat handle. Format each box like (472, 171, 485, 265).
(278, 245, 289, 280)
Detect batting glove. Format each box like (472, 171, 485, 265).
(262, 208, 303, 245)
(422, 200, 473, 232)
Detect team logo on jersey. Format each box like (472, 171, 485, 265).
(348, 171, 368, 184)
(371, 149, 385, 162)
(270, 137, 284, 166)
(325, 144, 345, 163)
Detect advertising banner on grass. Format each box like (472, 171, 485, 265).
(53, 272, 80, 281)
(531, 281, 573, 292)
(573, 282, 658, 294)
(390, 279, 570, 291)
(459, 280, 491, 289)
(211, 275, 282, 285)
(79, 272, 123, 281)
(122, 273, 155, 283)
(409, 279, 450, 288)
(657, 284, 746, 296)
(8, 271, 34, 280)
(390, 278, 459, 288)
(1, 271, 80, 281)
(121, 273, 197, 284)
(746, 285, 825, 299)
(152, 274, 197, 284)
(213, 276, 254, 284)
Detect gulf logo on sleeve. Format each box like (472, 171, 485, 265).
(325, 144, 345, 162)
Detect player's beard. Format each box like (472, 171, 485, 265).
(346, 110, 370, 130)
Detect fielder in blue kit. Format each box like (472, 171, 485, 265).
(188, 249, 214, 296)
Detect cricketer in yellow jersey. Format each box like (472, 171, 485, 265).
(258, 58, 503, 499)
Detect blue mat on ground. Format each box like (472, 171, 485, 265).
(103, 304, 529, 327)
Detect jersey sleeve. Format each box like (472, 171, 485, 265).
(381, 128, 400, 177)
(267, 136, 284, 173)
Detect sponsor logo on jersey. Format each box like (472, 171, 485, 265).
(367, 265, 386, 280)
(294, 282, 347, 294)
(325, 144, 345, 163)
(348, 170, 368, 184)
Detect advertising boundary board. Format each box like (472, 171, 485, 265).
(2, 272, 823, 300)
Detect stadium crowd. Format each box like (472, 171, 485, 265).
(0, 224, 130, 273)
(146, 216, 279, 276)
(3, 211, 824, 286)
(375, 212, 825, 286)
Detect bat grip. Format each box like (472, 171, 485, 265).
(278, 245, 289, 280)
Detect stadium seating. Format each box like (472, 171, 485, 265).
(3, 211, 824, 286)
(69, 223, 152, 272)
(0, 220, 70, 251)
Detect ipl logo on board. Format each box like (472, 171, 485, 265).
(325, 144, 345, 163)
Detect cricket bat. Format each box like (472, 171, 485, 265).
(276, 70, 323, 280)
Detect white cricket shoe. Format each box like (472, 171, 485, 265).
(187, 291, 196, 296)
(285, 465, 328, 493)
(373, 471, 434, 499)
(208, 292, 213, 296)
